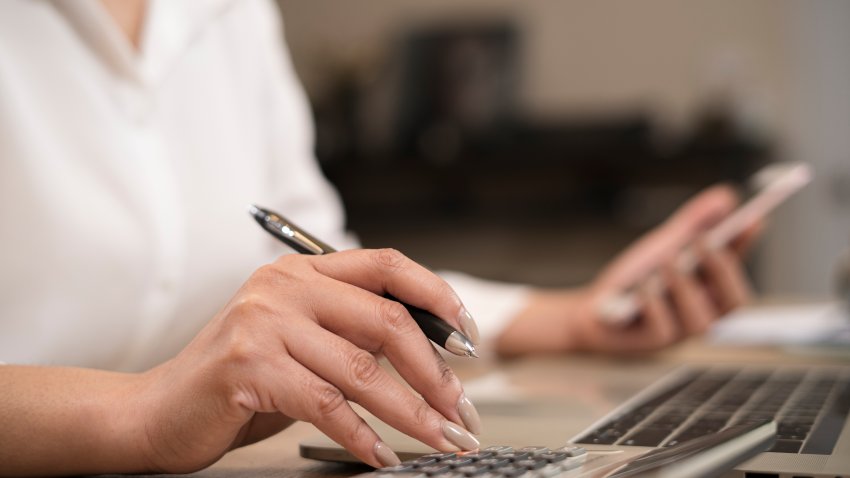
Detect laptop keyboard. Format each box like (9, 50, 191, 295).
(574, 368, 850, 454)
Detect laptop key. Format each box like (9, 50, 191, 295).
(623, 428, 669, 446)
(801, 380, 850, 455)
(586, 431, 619, 445)
(769, 439, 803, 453)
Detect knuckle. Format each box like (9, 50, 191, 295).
(229, 293, 276, 320)
(251, 263, 285, 287)
(377, 300, 410, 332)
(313, 382, 347, 419)
(347, 350, 383, 390)
(432, 348, 458, 388)
(412, 399, 434, 428)
(255, 257, 312, 287)
(344, 418, 372, 449)
(373, 248, 407, 272)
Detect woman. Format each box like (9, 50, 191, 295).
(0, 0, 756, 474)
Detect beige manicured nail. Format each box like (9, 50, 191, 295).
(458, 309, 480, 346)
(442, 420, 480, 450)
(374, 441, 401, 468)
(457, 395, 482, 435)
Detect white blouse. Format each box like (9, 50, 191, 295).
(0, 0, 528, 372)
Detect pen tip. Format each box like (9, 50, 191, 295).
(447, 331, 480, 358)
(247, 204, 261, 216)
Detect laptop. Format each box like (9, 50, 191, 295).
(300, 364, 850, 477)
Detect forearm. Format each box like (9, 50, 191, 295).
(494, 289, 585, 357)
(0, 365, 154, 476)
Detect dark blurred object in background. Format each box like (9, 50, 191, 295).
(313, 20, 771, 230)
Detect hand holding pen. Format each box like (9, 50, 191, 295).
(227, 205, 481, 457)
(250, 205, 480, 358)
(101, 209, 484, 473)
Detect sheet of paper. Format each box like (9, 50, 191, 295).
(709, 301, 850, 346)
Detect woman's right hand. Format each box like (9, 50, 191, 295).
(135, 248, 482, 472)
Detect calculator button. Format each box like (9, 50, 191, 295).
(378, 465, 417, 473)
(422, 452, 457, 460)
(537, 463, 566, 477)
(458, 451, 496, 460)
(499, 452, 531, 462)
(418, 464, 452, 475)
(409, 456, 439, 466)
(514, 459, 547, 470)
(491, 465, 528, 477)
(558, 455, 587, 472)
(518, 446, 550, 455)
(482, 446, 514, 454)
(477, 457, 511, 469)
(442, 457, 475, 468)
(454, 465, 492, 476)
(537, 452, 568, 463)
(555, 446, 587, 457)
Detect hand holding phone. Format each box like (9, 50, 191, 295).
(597, 162, 812, 326)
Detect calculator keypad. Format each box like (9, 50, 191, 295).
(374, 446, 586, 478)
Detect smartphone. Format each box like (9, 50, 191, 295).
(598, 162, 812, 326)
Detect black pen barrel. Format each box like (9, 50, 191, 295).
(389, 297, 453, 345)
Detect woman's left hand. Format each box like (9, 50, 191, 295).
(496, 184, 761, 356)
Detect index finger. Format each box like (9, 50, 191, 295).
(308, 248, 478, 343)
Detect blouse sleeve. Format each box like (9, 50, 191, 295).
(438, 271, 530, 345)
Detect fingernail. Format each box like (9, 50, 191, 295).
(374, 441, 401, 468)
(457, 395, 483, 435)
(442, 420, 480, 450)
(458, 309, 480, 346)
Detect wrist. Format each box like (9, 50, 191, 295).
(495, 289, 584, 356)
(92, 367, 164, 473)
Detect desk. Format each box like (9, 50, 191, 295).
(118, 339, 845, 478)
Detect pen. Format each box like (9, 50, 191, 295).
(249, 205, 479, 358)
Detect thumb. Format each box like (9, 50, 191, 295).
(664, 184, 740, 241)
(594, 184, 740, 290)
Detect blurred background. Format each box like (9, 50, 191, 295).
(275, 0, 850, 299)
